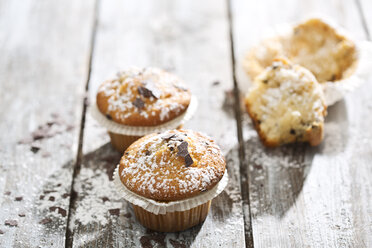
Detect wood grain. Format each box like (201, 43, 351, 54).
(67, 0, 246, 247)
(0, 0, 95, 247)
(231, 0, 372, 246)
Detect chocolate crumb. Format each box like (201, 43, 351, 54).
(58, 208, 67, 217)
(123, 213, 132, 218)
(39, 218, 52, 225)
(290, 129, 296, 135)
(4, 191, 11, 196)
(184, 154, 194, 167)
(62, 193, 70, 199)
(30, 145, 41, 153)
(105, 114, 112, 120)
(15, 197, 23, 201)
(145, 150, 151, 156)
(5, 220, 18, 227)
(49, 196, 55, 201)
(43, 190, 57, 194)
(39, 195, 45, 200)
(102, 196, 109, 203)
(109, 208, 120, 216)
(18, 213, 26, 217)
(132, 97, 145, 109)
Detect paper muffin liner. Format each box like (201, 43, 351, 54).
(113, 166, 229, 215)
(241, 14, 372, 106)
(90, 95, 198, 136)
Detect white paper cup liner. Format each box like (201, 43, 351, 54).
(241, 14, 372, 106)
(90, 95, 198, 136)
(113, 166, 228, 215)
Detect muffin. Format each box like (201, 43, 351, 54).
(92, 67, 197, 152)
(114, 129, 228, 232)
(244, 18, 357, 84)
(245, 58, 327, 147)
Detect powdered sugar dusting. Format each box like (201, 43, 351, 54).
(69, 168, 122, 228)
(98, 67, 190, 122)
(120, 130, 226, 200)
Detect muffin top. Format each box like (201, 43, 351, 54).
(118, 129, 226, 201)
(244, 18, 357, 83)
(96, 67, 191, 126)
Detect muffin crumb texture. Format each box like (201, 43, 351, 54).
(245, 58, 326, 147)
(119, 130, 226, 201)
(97, 67, 191, 126)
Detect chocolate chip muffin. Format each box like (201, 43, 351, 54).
(115, 129, 227, 232)
(93, 67, 196, 152)
(245, 58, 327, 147)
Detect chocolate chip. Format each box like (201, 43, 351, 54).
(5, 220, 17, 227)
(0, 229, 3, 234)
(125, 152, 129, 156)
(174, 84, 188, 91)
(184, 154, 194, 167)
(169, 147, 174, 151)
(139, 81, 161, 99)
(290, 129, 296, 135)
(15, 197, 23, 201)
(145, 150, 151, 156)
(18, 213, 26, 217)
(106, 114, 112, 120)
(39, 218, 52, 225)
(102, 196, 109, 203)
(262, 79, 268, 84)
(161, 133, 176, 141)
(4, 191, 11, 196)
(109, 208, 120, 216)
(272, 65, 278, 70)
(49, 196, 55, 201)
(56, 183, 61, 187)
(212, 81, 220, 86)
(177, 141, 189, 157)
(39, 195, 45, 200)
(132, 97, 145, 109)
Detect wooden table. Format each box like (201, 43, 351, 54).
(1, 0, 372, 247)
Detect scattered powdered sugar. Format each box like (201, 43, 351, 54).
(69, 168, 122, 228)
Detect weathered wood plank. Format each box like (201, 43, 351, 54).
(68, 0, 246, 247)
(0, 0, 95, 247)
(231, 0, 372, 246)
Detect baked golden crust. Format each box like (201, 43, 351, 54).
(118, 129, 226, 201)
(244, 58, 327, 147)
(96, 67, 191, 126)
(244, 18, 357, 83)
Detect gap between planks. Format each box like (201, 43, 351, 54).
(355, 0, 371, 40)
(226, 0, 254, 247)
(64, 0, 100, 247)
